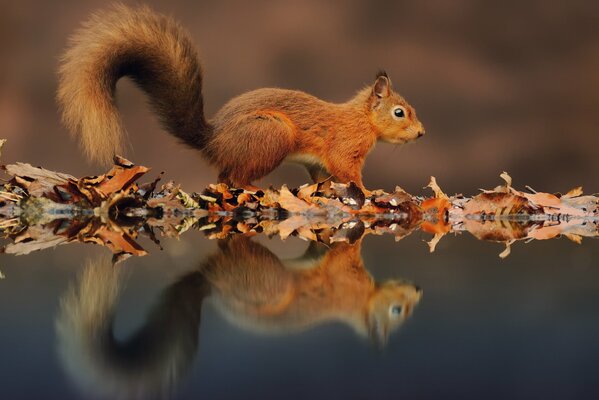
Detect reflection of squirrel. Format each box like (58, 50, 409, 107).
(203, 237, 422, 347)
(58, 4, 425, 189)
(56, 238, 421, 398)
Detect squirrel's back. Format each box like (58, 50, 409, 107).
(57, 4, 210, 165)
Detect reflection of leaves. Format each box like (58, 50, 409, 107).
(442, 173, 598, 257)
(86, 225, 147, 257)
(4, 225, 69, 255)
(0, 155, 597, 259)
(463, 192, 534, 216)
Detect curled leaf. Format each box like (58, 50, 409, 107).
(425, 176, 447, 199)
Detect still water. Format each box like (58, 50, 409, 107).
(1, 229, 598, 399)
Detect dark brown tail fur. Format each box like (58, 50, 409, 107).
(57, 3, 211, 166)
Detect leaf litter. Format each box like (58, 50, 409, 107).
(0, 149, 596, 260)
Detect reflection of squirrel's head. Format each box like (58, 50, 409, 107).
(366, 71, 425, 145)
(367, 280, 422, 348)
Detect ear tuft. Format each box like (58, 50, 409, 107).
(376, 70, 389, 80)
(373, 73, 391, 99)
(368, 311, 388, 349)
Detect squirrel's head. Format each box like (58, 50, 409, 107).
(366, 279, 422, 348)
(367, 71, 425, 144)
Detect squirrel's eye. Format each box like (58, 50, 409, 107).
(390, 305, 402, 315)
(392, 107, 405, 119)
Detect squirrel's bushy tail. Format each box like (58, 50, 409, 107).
(57, 4, 210, 166)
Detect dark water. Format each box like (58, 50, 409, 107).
(1, 229, 598, 400)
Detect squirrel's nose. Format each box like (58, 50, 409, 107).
(417, 130, 425, 138)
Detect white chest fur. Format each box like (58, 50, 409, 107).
(285, 152, 323, 167)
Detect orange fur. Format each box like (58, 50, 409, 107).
(58, 4, 425, 188)
(201, 236, 422, 347)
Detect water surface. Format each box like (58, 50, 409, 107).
(1, 229, 598, 399)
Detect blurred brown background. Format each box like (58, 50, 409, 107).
(0, 0, 597, 195)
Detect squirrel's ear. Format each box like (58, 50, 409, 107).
(368, 308, 389, 349)
(373, 73, 391, 98)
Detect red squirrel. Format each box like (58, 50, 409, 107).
(57, 4, 425, 190)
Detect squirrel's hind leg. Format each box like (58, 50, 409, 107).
(211, 112, 296, 187)
(217, 171, 233, 186)
(306, 164, 332, 184)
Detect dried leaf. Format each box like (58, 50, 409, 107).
(4, 225, 70, 255)
(92, 226, 147, 256)
(0, 138, 6, 159)
(297, 183, 319, 201)
(278, 186, 313, 213)
(427, 232, 445, 253)
(278, 215, 309, 239)
(563, 186, 583, 198)
(177, 189, 200, 208)
(425, 176, 447, 199)
(330, 182, 366, 209)
(500, 171, 513, 190)
(4, 163, 75, 196)
(96, 165, 149, 196)
(296, 225, 317, 241)
(564, 233, 582, 244)
(499, 240, 514, 259)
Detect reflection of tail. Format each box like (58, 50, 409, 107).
(55, 257, 209, 399)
